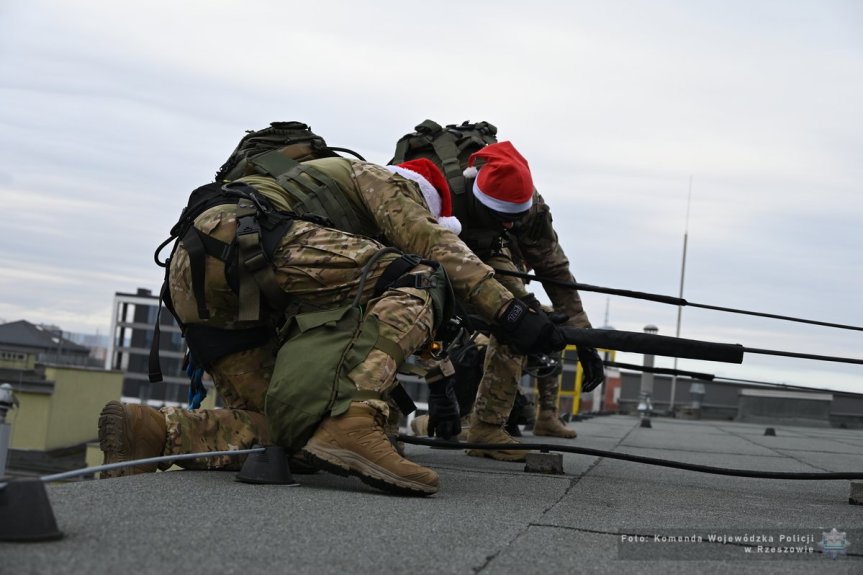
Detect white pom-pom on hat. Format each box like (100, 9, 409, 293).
(463, 166, 478, 178)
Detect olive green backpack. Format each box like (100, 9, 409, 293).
(150, 121, 363, 382)
(389, 119, 498, 198)
(215, 121, 364, 182)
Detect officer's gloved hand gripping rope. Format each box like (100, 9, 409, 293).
(493, 297, 567, 355)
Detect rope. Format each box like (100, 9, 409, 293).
(37, 439, 863, 483)
(561, 325, 863, 367)
(493, 268, 863, 333)
(604, 361, 715, 381)
(40, 447, 266, 483)
(397, 435, 863, 480)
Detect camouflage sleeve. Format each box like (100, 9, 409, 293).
(515, 192, 592, 328)
(350, 162, 512, 321)
(484, 251, 530, 299)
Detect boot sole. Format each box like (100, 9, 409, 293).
(533, 430, 578, 439)
(97, 401, 132, 479)
(98, 401, 159, 478)
(466, 449, 527, 463)
(288, 453, 321, 475)
(303, 440, 437, 497)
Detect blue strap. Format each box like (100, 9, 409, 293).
(185, 353, 208, 409)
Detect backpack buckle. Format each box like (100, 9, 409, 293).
(236, 214, 259, 237)
(396, 271, 437, 290)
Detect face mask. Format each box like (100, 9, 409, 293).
(475, 200, 529, 231)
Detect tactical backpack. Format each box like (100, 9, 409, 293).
(390, 120, 515, 259)
(390, 119, 498, 199)
(216, 121, 364, 182)
(149, 121, 362, 382)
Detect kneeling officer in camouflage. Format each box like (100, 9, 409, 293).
(392, 121, 605, 460)
(99, 136, 566, 496)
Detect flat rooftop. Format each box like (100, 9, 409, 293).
(3, 415, 862, 574)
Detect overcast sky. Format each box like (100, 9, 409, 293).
(1, 0, 861, 393)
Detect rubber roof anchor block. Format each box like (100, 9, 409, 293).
(236, 445, 299, 486)
(764, 427, 776, 436)
(0, 479, 63, 542)
(849, 481, 863, 505)
(524, 452, 564, 475)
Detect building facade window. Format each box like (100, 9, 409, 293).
(108, 288, 189, 405)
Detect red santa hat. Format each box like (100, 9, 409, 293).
(386, 158, 462, 234)
(462, 141, 534, 214)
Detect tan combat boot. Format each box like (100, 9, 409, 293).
(98, 400, 167, 478)
(466, 419, 527, 462)
(303, 403, 439, 496)
(533, 409, 577, 439)
(383, 418, 406, 457)
(410, 414, 429, 436)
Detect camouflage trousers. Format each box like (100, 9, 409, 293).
(470, 255, 563, 424)
(163, 219, 436, 469)
(469, 342, 561, 423)
(162, 342, 276, 470)
(470, 253, 526, 425)
(471, 334, 523, 426)
(536, 354, 562, 411)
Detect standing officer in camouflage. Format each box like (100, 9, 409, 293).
(391, 120, 605, 461)
(99, 136, 567, 496)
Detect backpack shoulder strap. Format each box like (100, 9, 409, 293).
(181, 226, 228, 320)
(250, 150, 359, 235)
(426, 129, 467, 196)
(147, 281, 171, 383)
(404, 120, 467, 196)
(233, 193, 291, 321)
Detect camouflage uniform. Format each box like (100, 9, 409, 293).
(457, 192, 592, 426)
(535, 365, 563, 411)
(160, 159, 513, 467)
(399, 137, 592, 425)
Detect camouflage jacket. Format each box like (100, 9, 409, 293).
(237, 158, 513, 322)
(452, 188, 592, 329)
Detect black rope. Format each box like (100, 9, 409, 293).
(494, 268, 863, 333)
(560, 327, 863, 366)
(397, 435, 863, 480)
(39, 440, 863, 483)
(604, 361, 715, 381)
(744, 347, 863, 365)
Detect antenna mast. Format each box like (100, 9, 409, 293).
(669, 177, 692, 412)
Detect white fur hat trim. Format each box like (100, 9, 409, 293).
(386, 165, 462, 234)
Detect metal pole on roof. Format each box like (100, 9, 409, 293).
(638, 325, 659, 428)
(0, 384, 16, 478)
(669, 178, 692, 414)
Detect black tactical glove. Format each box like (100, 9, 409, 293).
(520, 293, 569, 323)
(578, 346, 606, 393)
(520, 292, 543, 311)
(427, 377, 461, 440)
(494, 298, 567, 355)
